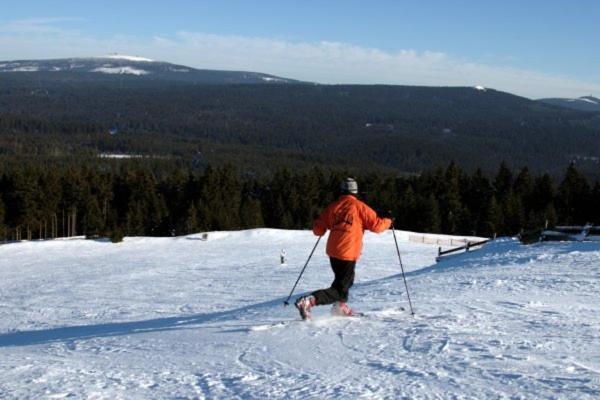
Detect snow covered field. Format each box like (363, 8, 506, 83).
(0, 229, 598, 399)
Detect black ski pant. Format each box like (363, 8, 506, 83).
(312, 258, 356, 305)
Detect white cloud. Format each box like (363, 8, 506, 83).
(1, 18, 598, 99)
(0, 17, 83, 34)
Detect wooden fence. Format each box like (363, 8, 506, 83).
(435, 237, 493, 262)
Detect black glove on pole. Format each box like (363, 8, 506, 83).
(284, 235, 322, 306)
(391, 223, 415, 316)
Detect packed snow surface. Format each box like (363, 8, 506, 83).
(0, 229, 598, 399)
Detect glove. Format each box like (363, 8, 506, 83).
(378, 210, 395, 221)
(312, 220, 327, 236)
(385, 218, 395, 230)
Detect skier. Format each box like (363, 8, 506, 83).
(295, 177, 392, 320)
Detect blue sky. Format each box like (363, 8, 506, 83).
(1, 0, 599, 98)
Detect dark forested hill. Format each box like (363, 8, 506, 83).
(1, 68, 599, 178)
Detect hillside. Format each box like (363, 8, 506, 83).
(0, 229, 598, 398)
(1, 77, 599, 178)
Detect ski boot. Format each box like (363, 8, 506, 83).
(295, 295, 316, 320)
(331, 301, 353, 317)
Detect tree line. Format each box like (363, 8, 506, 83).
(0, 160, 597, 242)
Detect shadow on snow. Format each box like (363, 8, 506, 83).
(0, 297, 288, 348)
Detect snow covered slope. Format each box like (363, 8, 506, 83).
(0, 230, 598, 399)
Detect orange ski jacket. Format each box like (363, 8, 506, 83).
(312, 195, 392, 261)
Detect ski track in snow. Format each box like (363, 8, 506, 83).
(0, 229, 599, 399)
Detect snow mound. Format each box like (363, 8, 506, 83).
(474, 85, 487, 91)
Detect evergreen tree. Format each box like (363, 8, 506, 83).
(544, 204, 558, 228)
(4, 168, 38, 238)
(126, 200, 146, 235)
(295, 168, 326, 228)
(463, 168, 493, 226)
(240, 195, 264, 228)
(60, 167, 91, 237)
(198, 165, 241, 230)
(0, 196, 5, 240)
(216, 165, 242, 229)
(143, 188, 168, 235)
(420, 193, 441, 233)
(185, 201, 200, 234)
(83, 196, 105, 237)
(557, 163, 591, 224)
(457, 207, 474, 235)
(480, 196, 502, 237)
(592, 182, 600, 225)
(531, 174, 555, 212)
(439, 162, 463, 234)
(162, 168, 189, 234)
(514, 167, 534, 222)
(494, 162, 514, 201)
(398, 186, 418, 230)
(502, 189, 525, 234)
(527, 173, 557, 228)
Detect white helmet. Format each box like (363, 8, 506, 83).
(340, 177, 358, 194)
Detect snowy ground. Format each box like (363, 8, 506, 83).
(0, 229, 598, 399)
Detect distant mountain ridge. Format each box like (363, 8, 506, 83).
(538, 96, 600, 112)
(0, 55, 302, 84)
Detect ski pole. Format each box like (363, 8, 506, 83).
(283, 235, 322, 306)
(391, 223, 415, 316)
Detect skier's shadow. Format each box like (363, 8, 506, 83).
(0, 259, 440, 348)
(0, 297, 287, 348)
